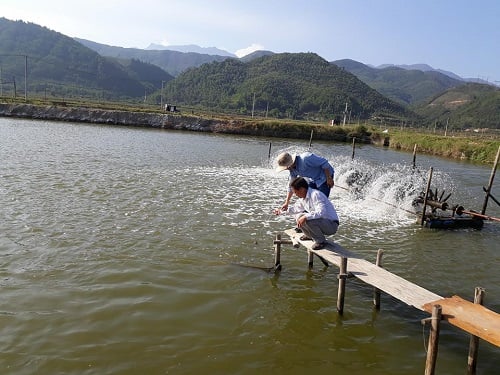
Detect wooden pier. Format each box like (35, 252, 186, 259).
(274, 228, 500, 374)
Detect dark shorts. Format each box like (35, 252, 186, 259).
(308, 182, 331, 198)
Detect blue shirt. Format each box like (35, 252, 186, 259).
(288, 152, 334, 188)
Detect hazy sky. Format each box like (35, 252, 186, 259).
(2, 0, 499, 83)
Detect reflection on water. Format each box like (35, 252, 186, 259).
(0, 118, 499, 374)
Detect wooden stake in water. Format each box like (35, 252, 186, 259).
(337, 256, 348, 315)
(481, 145, 499, 215)
(274, 233, 281, 270)
(467, 287, 485, 375)
(308, 129, 314, 150)
(412, 144, 417, 169)
(425, 304, 442, 375)
(351, 138, 356, 160)
(373, 249, 383, 309)
(420, 167, 434, 226)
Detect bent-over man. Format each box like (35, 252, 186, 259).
(275, 151, 335, 211)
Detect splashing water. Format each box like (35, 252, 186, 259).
(265, 147, 457, 230)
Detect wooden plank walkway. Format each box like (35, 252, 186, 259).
(283, 228, 500, 348)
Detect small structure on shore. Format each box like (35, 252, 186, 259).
(164, 103, 179, 112)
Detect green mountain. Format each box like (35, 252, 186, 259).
(0, 18, 173, 99)
(163, 52, 416, 121)
(2, 17, 497, 129)
(413, 83, 500, 130)
(75, 38, 228, 77)
(332, 59, 464, 105)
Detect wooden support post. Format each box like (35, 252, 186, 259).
(268, 142, 272, 161)
(316, 254, 329, 267)
(424, 304, 442, 375)
(274, 233, 282, 271)
(337, 256, 348, 315)
(373, 249, 383, 309)
(412, 144, 417, 169)
(351, 137, 356, 160)
(307, 250, 314, 269)
(420, 167, 434, 226)
(308, 129, 314, 150)
(481, 145, 499, 215)
(467, 287, 485, 375)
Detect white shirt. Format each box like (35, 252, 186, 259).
(288, 188, 339, 222)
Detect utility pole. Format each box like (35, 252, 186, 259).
(251, 92, 256, 118)
(342, 102, 348, 126)
(24, 55, 27, 101)
(160, 80, 165, 110)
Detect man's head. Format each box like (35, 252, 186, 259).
(289, 176, 308, 198)
(276, 152, 296, 172)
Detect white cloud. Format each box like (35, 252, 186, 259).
(235, 43, 265, 58)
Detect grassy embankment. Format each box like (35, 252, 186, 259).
(2, 97, 499, 164)
(220, 117, 500, 164)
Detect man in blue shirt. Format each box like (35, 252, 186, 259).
(276, 151, 335, 211)
(274, 177, 339, 250)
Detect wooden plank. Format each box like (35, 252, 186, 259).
(284, 229, 443, 310)
(423, 296, 500, 347)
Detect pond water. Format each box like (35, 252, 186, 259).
(0, 118, 499, 374)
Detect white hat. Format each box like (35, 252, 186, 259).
(275, 152, 296, 172)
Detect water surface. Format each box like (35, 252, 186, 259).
(1, 118, 499, 374)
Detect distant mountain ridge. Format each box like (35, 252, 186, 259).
(146, 43, 236, 57)
(375, 63, 493, 85)
(332, 59, 464, 105)
(376, 63, 462, 80)
(75, 38, 229, 77)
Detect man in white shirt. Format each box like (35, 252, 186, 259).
(274, 176, 339, 250)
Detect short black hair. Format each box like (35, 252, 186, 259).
(289, 176, 308, 190)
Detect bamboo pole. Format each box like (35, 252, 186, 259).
(420, 167, 434, 226)
(425, 304, 442, 375)
(337, 256, 348, 314)
(467, 287, 485, 375)
(373, 249, 383, 309)
(481, 145, 500, 215)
